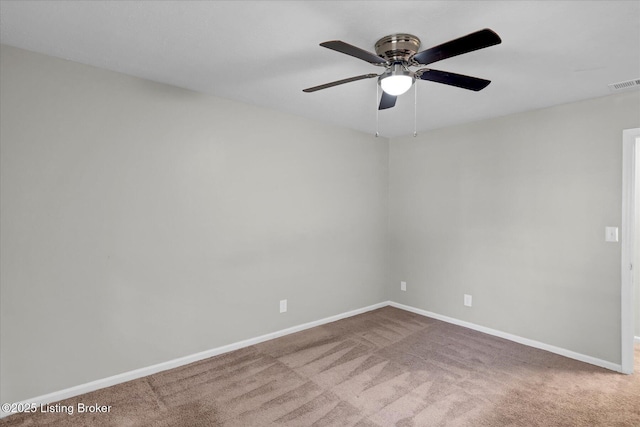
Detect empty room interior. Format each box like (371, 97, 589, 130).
(1, 1, 640, 426)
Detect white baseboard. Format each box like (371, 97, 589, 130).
(389, 301, 623, 373)
(1, 300, 628, 419)
(0, 301, 388, 419)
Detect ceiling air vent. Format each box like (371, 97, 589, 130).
(608, 78, 640, 92)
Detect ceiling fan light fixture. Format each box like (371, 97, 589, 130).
(304, 28, 502, 113)
(379, 64, 414, 96)
(381, 74, 413, 95)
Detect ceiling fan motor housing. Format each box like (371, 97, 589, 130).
(375, 34, 421, 63)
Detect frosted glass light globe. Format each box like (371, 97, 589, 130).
(380, 74, 413, 96)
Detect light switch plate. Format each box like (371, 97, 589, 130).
(605, 227, 619, 242)
(400, 281, 406, 291)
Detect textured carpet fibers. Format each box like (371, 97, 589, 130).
(2, 306, 639, 426)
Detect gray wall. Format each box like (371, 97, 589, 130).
(2, 43, 639, 405)
(389, 91, 640, 364)
(0, 46, 390, 403)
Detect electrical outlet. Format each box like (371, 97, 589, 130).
(400, 281, 407, 291)
(464, 294, 472, 307)
(279, 299, 287, 313)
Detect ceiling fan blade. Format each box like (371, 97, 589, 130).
(417, 69, 491, 91)
(412, 28, 501, 66)
(303, 73, 378, 93)
(320, 40, 388, 65)
(379, 91, 397, 110)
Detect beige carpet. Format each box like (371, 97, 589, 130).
(2, 306, 639, 426)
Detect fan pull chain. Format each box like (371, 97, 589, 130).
(375, 84, 380, 137)
(413, 83, 418, 137)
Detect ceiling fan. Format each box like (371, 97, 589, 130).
(303, 29, 502, 110)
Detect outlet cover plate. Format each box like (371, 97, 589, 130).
(464, 294, 472, 307)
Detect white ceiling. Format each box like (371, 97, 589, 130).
(1, 1, 639, 138)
